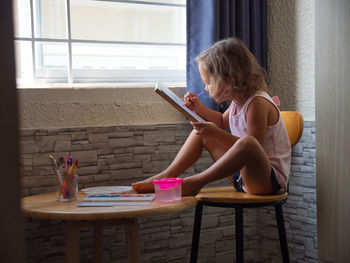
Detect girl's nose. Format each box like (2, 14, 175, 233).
(205, 85, 209, 92)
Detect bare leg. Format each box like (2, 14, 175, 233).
(132, 129, 233, 193)
(182, 135, 273, 196)
(132, 130, 205, 193)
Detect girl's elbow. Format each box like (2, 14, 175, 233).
(220, 120, 229, 130)
(219, 123, 229, 130)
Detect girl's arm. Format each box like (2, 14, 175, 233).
(246, 97, 279, 145)
(191, 121, 238, 149)
(184, 92, 232, 129)
(195, 103, 232, 130)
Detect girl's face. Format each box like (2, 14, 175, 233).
(198, 63, 211, 93)
(198, 62, 232, 103)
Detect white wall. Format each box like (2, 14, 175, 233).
(18, 84, 188, 129)
(268, 0, 315, 121)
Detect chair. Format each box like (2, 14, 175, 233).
(190, 111, 304, 263)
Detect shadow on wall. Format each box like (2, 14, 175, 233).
(0, 1, 26, 263)
(267, 0, 297, 110)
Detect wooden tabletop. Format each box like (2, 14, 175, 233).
(22, 192, 197, 221)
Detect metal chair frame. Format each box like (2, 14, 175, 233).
(190, 198, 289, 263)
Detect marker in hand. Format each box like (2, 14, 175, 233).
(184, 90, 205, 106)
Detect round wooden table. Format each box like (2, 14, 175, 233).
(22, 192, 197, 263)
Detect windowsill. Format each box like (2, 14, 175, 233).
(16, 82, 186, 89)
(17, 83, 188, 129)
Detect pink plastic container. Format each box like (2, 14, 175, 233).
(152, 178, 183, 202)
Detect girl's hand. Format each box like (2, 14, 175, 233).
(184, 92, 203, 112)
(190, 121, 221, 138)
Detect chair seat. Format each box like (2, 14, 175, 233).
(196, 186, 288, 204)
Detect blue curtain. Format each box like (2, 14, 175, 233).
(186, 0, 267, 111)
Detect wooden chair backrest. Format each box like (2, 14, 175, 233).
(280, 111, 304, 147)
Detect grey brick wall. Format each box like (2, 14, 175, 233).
(20, 121, 317, 262)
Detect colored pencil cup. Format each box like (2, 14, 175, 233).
(56, 174, 78, 201)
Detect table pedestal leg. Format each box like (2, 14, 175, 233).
(65, 221, 80, 263)
(94, 224, 102, 263)
(125, 218, 140, 263)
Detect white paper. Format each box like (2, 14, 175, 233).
(81, 186, 134, 195)
(77, 201, 153, 207)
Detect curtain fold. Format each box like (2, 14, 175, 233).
(186, 0, 267, 111)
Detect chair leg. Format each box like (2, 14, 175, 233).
(275, 203, 290, 263)
(235, 207, 244, 263)
(190, 203, 203, 263)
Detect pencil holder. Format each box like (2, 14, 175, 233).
(56, 174, 78, 201)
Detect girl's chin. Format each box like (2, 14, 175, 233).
(209, 93, 230, 104)
(213, 97, 229, 104)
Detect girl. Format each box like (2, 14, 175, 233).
(132, 37, 291, 196)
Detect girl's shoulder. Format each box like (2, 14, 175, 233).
(246, 95, 270, 113)
(247, 93, 280, 126)
(244, 91, 272, 109)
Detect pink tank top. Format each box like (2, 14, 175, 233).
(229, 91, 291, 191)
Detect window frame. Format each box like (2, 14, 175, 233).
(14, 0, 186, 84)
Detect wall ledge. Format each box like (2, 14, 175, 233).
(18, 85, 188, 129)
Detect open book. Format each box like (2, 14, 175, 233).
(77, 193, 155, 207)
(155, 82, 205, 122)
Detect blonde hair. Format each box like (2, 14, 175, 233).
(195, 37, 268, 100)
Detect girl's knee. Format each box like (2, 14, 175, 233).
(191, 129, 210, 146)
(235, 135, 260, 150)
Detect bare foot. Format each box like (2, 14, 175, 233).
(132, 181, 154, 193)
(181, 177, 203, 196)
(132, 172, 171, 193)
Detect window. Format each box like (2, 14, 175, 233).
(13, 0, 186, 84)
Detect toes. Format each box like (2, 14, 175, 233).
(132, 182, 155, 193)
(131, 183, 139, 192)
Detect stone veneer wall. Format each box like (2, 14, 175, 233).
(20, 122, 317, 263)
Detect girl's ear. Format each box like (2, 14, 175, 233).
(219, 83, 232, 99)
